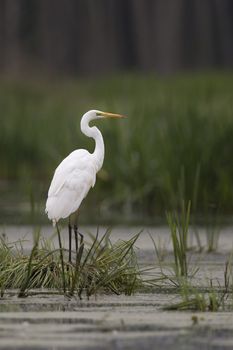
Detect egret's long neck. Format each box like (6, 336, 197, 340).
(81, 114, 105, 172)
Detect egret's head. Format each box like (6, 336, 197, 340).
(82, 110, 126, 128)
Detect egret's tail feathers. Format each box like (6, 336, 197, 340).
(45, 199, 59, 226)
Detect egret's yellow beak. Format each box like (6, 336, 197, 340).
(98, 111, 126, 119)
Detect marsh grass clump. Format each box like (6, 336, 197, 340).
(164, 254, 233, 312)
(151, 200, 201, 289)
(164, 285, 231, 312)
(166, 201, 191, 278)
(0, 230, 142, 298)
(166, 201, 199, 285)
(164, 290, 221, 312)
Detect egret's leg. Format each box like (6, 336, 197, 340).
(74, 224, 78, 253)
(69, 228, 83, 298)
(73, 211, 79, 253)
(74, 212, 84, 266)
(68, 217, 72, 263)
(56, 222, 66, 294)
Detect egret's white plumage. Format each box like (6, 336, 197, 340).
(46, 149, 97, 223)
(45, 109, 124, 225)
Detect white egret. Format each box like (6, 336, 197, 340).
(45, 109, 125, 263)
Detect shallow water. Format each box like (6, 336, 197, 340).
(0, 226, 233, 349)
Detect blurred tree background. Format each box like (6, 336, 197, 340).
(0, 0, 233, 75)
(0, 0, 233, 225)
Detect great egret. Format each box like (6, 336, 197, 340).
(45, 109, 125, 263)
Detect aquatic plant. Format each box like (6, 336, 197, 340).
(0, 229, 142, 298)
(166, 200, 191, 279)
(164, 254, 233, 312)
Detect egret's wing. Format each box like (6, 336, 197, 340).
(46, 149, 96, 221)
(48, 149, 95, 197)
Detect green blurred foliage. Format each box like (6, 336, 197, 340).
(0, 73, 233, 223)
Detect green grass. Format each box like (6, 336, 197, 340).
(0, 229, 142, 298)
(164, 260, 233, 312)
(153, 200, 200, 287)
(160, 213, 233, 311)
(164, 290, 223, 312)
(166, 201, 191, 279)
(0, 72, 233, 223)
